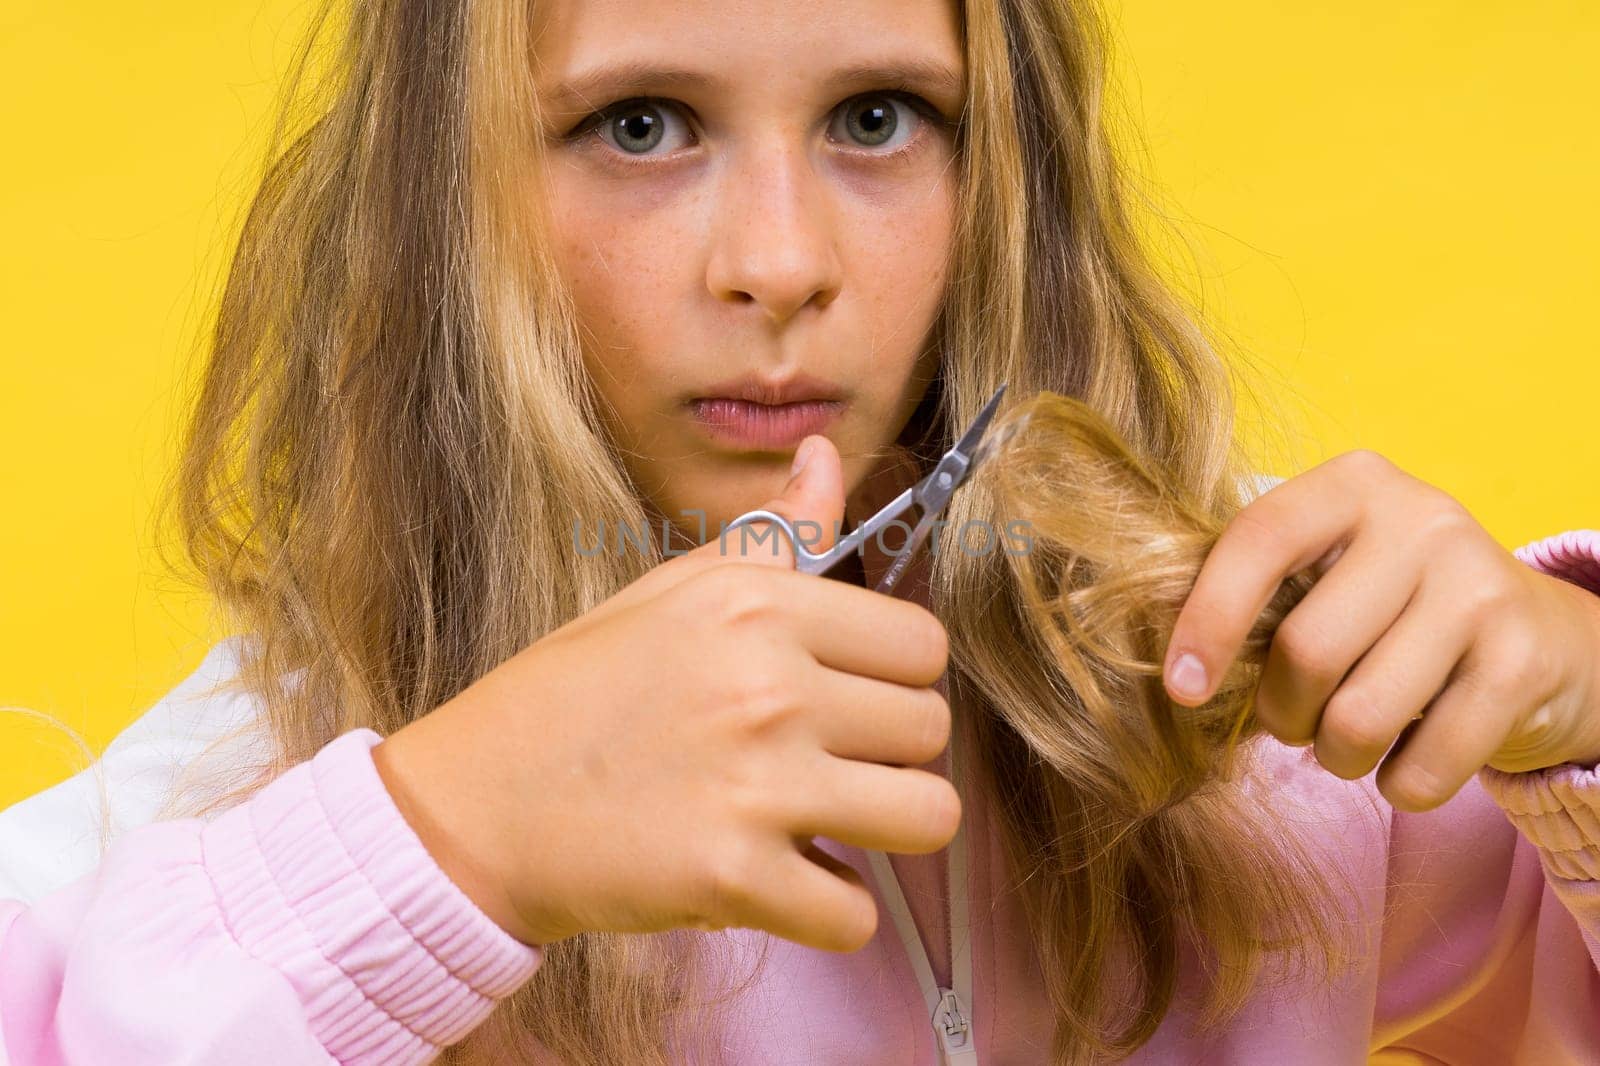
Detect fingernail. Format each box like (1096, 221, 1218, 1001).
(1168, 652, 1207, 700)
(788, 438, 816, 482)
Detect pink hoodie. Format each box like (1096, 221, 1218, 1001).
(4, 505, 1600, 1062)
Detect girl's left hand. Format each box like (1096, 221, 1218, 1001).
(1162, 449, 1600, 813)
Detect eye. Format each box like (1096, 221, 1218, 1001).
(564, 90, 950, 163)
(580, 98, 694, 158)
(827, 93, 935, 153)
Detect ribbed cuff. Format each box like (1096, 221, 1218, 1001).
(1513, 529, 1600, 595)
(200, 728, 543, 1064)
(1480, 761, 1600, 881)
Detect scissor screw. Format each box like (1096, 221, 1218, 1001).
(936, 471, 953, 491)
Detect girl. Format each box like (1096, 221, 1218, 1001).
(3, 0, 1600, 1063)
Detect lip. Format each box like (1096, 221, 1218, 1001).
(692, 372, 847, 407)
(687, 397, 845, 450)
(686, 373, 848, 451)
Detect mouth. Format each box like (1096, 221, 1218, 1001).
(687, 373, 847, 451)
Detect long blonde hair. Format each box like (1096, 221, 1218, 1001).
(154, 0, 1350, 1060)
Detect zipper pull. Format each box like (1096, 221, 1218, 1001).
(933, 986, 979, 1064)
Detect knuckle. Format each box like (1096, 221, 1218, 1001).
(1250, 688, 1298, 740)
(921, 612, 951, 674)
(1180, 601, 1233, 655)
(726, 666, 800, 735)
(894, 602, 949, 680)
(1448, 662, 1500, 707)
(1336, 448, 1396, 478)
(1381, 761, 1449, 812)
(697, 838, 759, 927)
(1272, 614, 1337, 681)
(1455, 596, 1497, 635)
(1416, 494, 1476, 543)
(917, 690, 953, 759)
(1228, 505, 1288, 558)
(680, 563, 738, 612)
(924, 778, 963, 844)
(705, 567, 785, 626)
(1509, 701, 1562, 754)
(1462, 574, 1521, 623)
(1520, 640, 1561, 699)
(840, 896, 880, 953)
(1320, 692, 1394, 758)
(712, 750, 767, 821)
(1481, 624, 1551, 698)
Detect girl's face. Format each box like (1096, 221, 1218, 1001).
(532, 0, 964, 532)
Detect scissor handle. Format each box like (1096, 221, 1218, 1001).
(722, 504, 936, 595)
(721, 509, 846, 575)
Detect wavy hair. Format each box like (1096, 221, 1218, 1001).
(153, 0, 1352, 1061)
(960, 390, 1351, 1057)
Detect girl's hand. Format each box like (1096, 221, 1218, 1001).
(372, 436, 958, 952)
(1162, 449, 1600, 813)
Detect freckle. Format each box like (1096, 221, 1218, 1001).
(583, 749, 609, 782)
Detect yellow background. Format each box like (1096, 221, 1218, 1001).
(3, 1, 1597, 807)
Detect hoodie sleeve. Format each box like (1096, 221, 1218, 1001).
(1370, 528, 1600, 1061)
(0, 728, 543, 1065)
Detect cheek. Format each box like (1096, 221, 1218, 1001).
(838, 176, 956, 391)
(855, 177, 951, 312)
(544, 171, 696, 414)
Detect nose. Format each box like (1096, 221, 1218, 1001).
(704, 141, 845, 326)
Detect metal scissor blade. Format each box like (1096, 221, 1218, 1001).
(950, 384, 1008, 467)
(911, 383, 1009, 514)
(874, 383, 1009, 594)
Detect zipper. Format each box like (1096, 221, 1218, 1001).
(939, 712, 978, 1064)
(940, 817, 953, 989)
(934, 986, 978, 1063)
(863, 709, 980, 1064)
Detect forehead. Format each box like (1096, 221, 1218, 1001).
(531, 0, 965, 115)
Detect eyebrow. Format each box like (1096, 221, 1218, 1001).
(540, 57, 966, 117)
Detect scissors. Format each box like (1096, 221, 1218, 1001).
(723, 383, 1011, 595)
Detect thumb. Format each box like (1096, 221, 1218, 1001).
(727, 434, 847, 568)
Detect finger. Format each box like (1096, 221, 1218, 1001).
(1374, 636, 1518, 812)
(1311, 572, 1475, 779)
(687, 564, 950, 686)
(808, 668, 951, 766)
(785, 757, 961, 856)
(745, 841, 878, 954)
(786, 575, 949, 685)
(1165, 458, 1369, 707)
(1255, 531, 1424, 744)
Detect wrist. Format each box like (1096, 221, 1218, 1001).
(1514, 530, 1600, 770)
(372, 723, 542, 946)
(1562, 577, 1600, 768)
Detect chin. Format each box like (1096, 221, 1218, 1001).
(647, 483, 753, 546)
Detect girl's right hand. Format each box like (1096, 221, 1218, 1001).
(371, 435, 957, 954)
